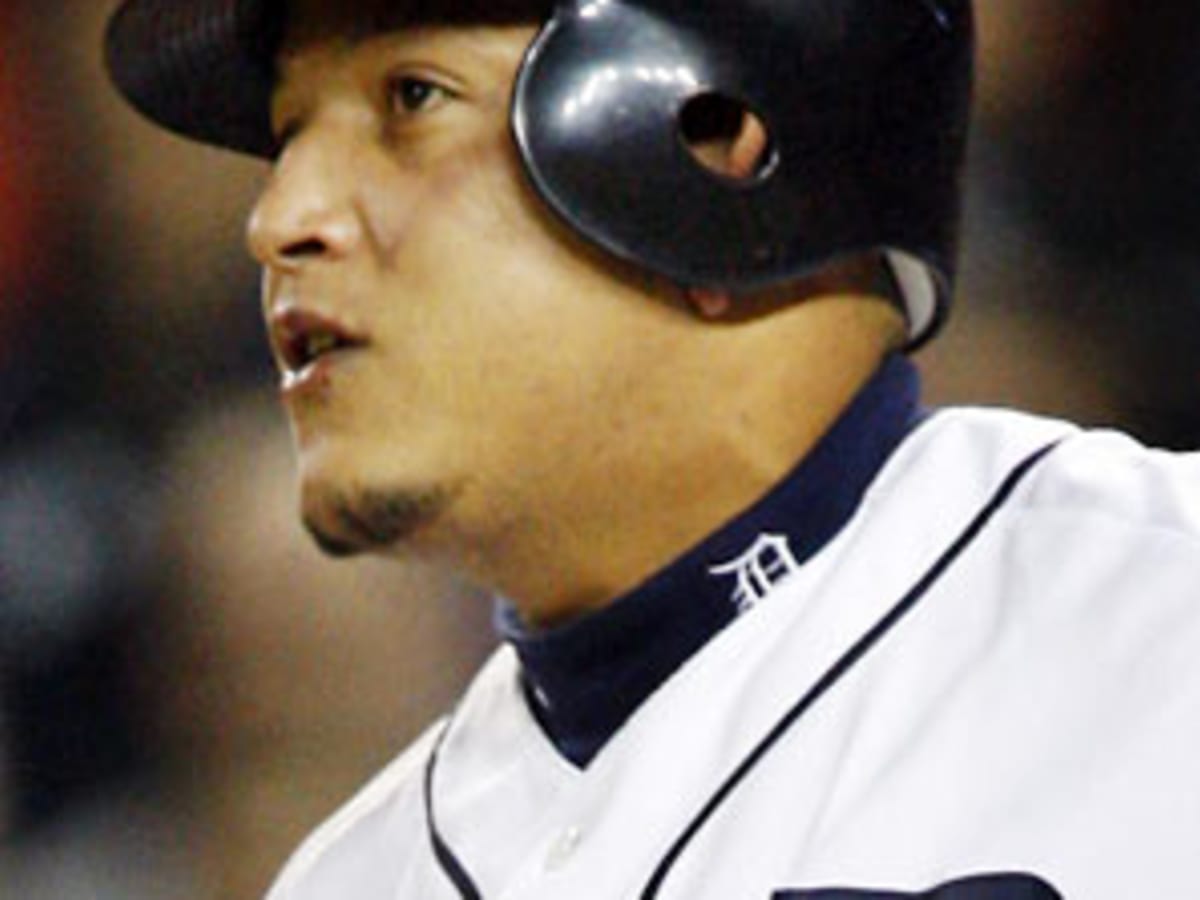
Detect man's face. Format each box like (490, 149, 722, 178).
(247, 2, 698, 558)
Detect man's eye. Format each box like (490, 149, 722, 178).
(387, 75, 449, 116)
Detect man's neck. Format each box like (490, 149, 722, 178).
(481, 297, 904, 627)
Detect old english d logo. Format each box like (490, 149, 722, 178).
(772, 872, 1063, 899)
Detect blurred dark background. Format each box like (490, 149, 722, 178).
(1, 2, 1197, 897)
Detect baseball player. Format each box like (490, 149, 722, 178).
(105, 0, 1200, 898)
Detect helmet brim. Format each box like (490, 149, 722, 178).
(105, 0, 282, 157)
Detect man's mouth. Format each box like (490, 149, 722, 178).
(270, 307, 369, 383)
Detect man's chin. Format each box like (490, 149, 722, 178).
(300, 481, 455, 558)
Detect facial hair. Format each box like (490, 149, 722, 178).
(305, 484, 453, 557)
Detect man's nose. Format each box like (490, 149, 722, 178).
(246, 125, 364, 272)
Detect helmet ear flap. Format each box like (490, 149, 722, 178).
(511, 2, 804, 292)
(512, 0, 974, 345)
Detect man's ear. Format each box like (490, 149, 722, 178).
(726, 112, 769, 182)
(684, 111, 770, 319)
(682, 103, 771, 181)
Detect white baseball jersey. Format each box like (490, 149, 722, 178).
(266, 407, 1200, 899)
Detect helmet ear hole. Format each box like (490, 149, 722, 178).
(679, 93, 775, 184)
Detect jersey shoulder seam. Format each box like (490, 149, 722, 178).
(267, 720, 446, 897)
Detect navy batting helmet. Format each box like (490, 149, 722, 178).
(105, 0, 974, 344)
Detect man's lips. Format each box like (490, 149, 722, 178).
(268, 306, 369, 379)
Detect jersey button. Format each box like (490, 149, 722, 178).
(544, 825, 584, 871)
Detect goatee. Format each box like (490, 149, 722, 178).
(306, 484, 453, 556)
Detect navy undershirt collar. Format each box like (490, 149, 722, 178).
(496, 355, 922, 768)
